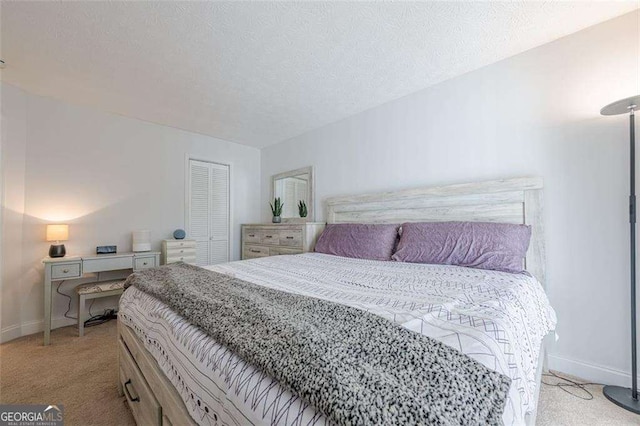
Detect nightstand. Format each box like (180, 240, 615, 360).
(161, 239, 197, 264)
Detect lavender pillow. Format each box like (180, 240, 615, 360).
(314, 223, 400, 261)
(392, 221, 531, 273)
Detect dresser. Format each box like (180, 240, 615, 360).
(161, 239, 197, 265)
(241, 223, 326, 260)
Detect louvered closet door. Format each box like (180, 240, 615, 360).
(209, 163, 229, 264)
(188, 160, 230, 266)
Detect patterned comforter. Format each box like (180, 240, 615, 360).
(118, 253, 556, 426)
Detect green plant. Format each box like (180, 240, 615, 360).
(298, 200, 308, 218)
(270, 197, 283, 217)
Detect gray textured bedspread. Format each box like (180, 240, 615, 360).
(125, 262, 511, 425)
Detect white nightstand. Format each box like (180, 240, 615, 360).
(161, 239, 197, 264)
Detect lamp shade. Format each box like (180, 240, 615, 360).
(46, 224, 69, 242)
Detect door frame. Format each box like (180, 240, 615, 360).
(184, 155, 233, 263)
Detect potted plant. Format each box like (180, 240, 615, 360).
(270, 197, 283, 223)
(298, 200, 308, 218)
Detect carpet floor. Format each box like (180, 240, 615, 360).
(1, 320, 639, 425)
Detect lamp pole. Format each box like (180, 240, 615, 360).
(601, 95, 640, 413)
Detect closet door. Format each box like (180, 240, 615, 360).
(209, 163, 230, 264)
(188, 160, 230, 266)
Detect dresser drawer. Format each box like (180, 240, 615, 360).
(51, 263, 82, 280)
(166, 254, 197, 264)
(279, 230, 302, 247)
(243, 228, 261, 244)
(243, 245, 270, 259)
(119, 340, 161, 426)
(260, 231, 280, 245)
(134, 256, 157, 271)
(83, 256, 133, 273)
(166, 247, 196, 258)
(164, 240, 197, 249)
(270, 247, 303, 256)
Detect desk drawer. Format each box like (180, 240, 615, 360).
(119, 339, 161, 426)
(51, 263, 82, 280)
(83, 256, 133, 273)
(134, 257, 157, 271)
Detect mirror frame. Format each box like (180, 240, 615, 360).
(271, 166, 315, 223)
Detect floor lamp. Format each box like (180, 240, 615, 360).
(601, 94, 640, 413)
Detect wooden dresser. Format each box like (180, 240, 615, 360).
(161, 239, 197, 265)
(241, 223, 326, 260)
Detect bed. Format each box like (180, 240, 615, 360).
(117, 177, 555, 426)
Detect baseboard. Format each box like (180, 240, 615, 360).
(548, 354, 640, 387)
(1, 309, 117, 344)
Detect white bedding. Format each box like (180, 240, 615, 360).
(118, 253, 556, 426)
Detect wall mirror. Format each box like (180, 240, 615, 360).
(272, 166, 314, 222)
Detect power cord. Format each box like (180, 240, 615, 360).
(56, 280, 77, 320)
(84, 309, 117, 327)
(56, 273, 117, 327)
(542, 370, 601, 400)
(82, 271, 118, 327)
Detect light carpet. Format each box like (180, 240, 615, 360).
(0, 321, 638, 425)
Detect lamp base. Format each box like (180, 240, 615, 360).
(603, 385, 640, 414)
(49, 244, 66, 258)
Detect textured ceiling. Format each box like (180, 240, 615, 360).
(1, 1, 637, 148)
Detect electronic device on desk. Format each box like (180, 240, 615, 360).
(96, 245, 117, 255)
(132, 230, 151, 252)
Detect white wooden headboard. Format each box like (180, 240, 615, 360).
(325, 177, 545, 286)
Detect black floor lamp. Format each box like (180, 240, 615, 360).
(601, 94, 640, 413)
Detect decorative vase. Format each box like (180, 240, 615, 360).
(173, 229, 186, 240)
(272, 216, 281, 223)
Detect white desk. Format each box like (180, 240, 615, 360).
(42, 251, 160, 345)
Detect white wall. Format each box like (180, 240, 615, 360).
(1, 83, 261, 342)
(262, 11, 639, 386)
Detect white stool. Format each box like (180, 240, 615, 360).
(76, 280, 125, 337)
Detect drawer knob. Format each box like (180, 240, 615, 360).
(286, 236, 294, 239)
(143, 262, 148, 266)
(249, 234, 255, 237)
(265, 235, 273, 239)
(180, 257, 184, 260)
(62, 269, 69, 273)
(180, 250, 184, 253)
(250, 249, 260, 253)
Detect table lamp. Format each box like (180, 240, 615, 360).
(46, 224, 68, 258)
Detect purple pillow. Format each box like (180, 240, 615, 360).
(314, 223, 400, 261)
(392, 221, 531, 273)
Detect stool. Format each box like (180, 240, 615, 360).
(76, 280, 125, 337)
